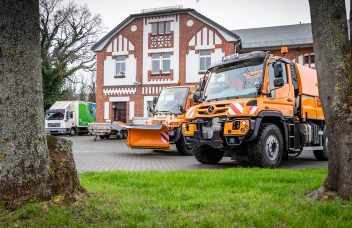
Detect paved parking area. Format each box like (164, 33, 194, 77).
(66, 136, 328, 172)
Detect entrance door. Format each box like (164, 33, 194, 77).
(113, 102, 127, 123)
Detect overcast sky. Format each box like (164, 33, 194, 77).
(73, 0, 350, 35)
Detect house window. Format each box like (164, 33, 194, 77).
(310, 54, 315, 64)
(151, 23, 157, 35)
(115, 56, 125, 77)
(162, 53, 171, 73)
(152, 53, 160, 74)
(151, 21, 172, 35)
(158, 22, 165, 34)
(165, 21, 171, 34)
(151, 53, 172, 74)
(199, 50, 211, 72)
(304, 55, 309, 65)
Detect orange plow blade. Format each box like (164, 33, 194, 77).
(127, 124, 170, 149)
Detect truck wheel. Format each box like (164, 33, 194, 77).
(194, 146, 224, 164)
(121, 131, 128, 139)
(176, 137, 193, 155)
(99, 135, 105, 140)
(248, 123, 283, 168)
(69, 128, 77, 136)
(313, 129, 328, 161)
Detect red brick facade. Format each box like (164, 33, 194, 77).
(94, 9, 314, 123)
(94, 9, 239, 123)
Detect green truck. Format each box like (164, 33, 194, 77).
(45, 101, 96, 136)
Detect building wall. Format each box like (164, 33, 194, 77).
(95, 12, 237, 123)
(270, 47, 315, 68)
(240, 47, 315, 67)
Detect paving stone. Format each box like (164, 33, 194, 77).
(64, 136, 328, 172)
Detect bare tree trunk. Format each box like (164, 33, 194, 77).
(309, 0, 352, 198)
(0, 0, 83, 208)
(0, 0, 52, 204)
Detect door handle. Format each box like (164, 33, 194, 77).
(287, 98, 293, 102)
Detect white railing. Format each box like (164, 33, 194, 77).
(141, 5, 183, 14)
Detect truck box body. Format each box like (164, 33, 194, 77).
(296, 64, 324, 120)
(45, 101, 96, 135)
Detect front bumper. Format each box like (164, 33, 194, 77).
(184, 130, 223, 149)
(183, 118, 256, 149)
(45, 128, 70, 134)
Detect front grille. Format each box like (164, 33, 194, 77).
(48, 123, 60, 128)
(197, 104, 229, 116)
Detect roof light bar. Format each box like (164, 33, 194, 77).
(222, 53, 239, 62)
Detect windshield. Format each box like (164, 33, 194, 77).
(155, 87, 189, 114)
(45, 112, 65, 120)
(204, 59, 264, 101)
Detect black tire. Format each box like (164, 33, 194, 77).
(194, 146, 224, 164)
(176, 136, 194, 155)
(247, 123, 283, 168)
(99, 135, 105, 139)
(121, 131, 128, 139)
(69, 128, 77, 136)
(313, 129, 328, 161)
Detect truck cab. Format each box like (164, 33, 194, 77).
(45, 108, 76, 135)
(183, 51, 327, 167)
(45, 101, 96, 136)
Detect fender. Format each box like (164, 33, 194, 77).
(170, 127, 182, 144)
(246, 111, 285, 142)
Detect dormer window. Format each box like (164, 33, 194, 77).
(165, 21, 171, 34)
(151, 23, 157, 35)
(159, 22, 165, 34)
(151, 21, 172, 35)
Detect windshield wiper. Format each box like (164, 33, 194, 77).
(156, 110, 172, 114)
(207, 96, 240, 102)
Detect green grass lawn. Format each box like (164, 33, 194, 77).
(1, 168, 352, 227)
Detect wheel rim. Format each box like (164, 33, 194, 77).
(71, 129, 75, 135)
(265, 135, 279, 161)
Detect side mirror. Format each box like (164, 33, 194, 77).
(153, 96, 158, 105)
(273, 62, 283, 78)
(147, 106, 154, 114)
(274, 78, 284, 87)
(192, 91, 201, 103)
(178, 105, 184, 113)
(200, 78, 206, 91)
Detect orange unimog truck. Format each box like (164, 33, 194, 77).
(182, 50, 327, 167)
(127, 85, 199, 155)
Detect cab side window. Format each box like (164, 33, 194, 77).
(67, 111, 73, 119)
(268, 61, 288, 98)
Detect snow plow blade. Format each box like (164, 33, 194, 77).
(127, 124, 170, 149)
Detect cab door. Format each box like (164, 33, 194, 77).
(265, 60, 295, 117)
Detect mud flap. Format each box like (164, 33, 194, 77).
(126, 124, 170, 149)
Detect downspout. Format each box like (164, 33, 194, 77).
(234, 38, 242, 54)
